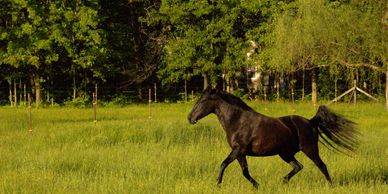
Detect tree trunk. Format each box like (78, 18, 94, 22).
(184, 80, 187, 102)
(9, 80, 13, 107)
(225, 75, 231, 93)
(311, 70, 317, 106)
(275, 75, 280, 102)
(73, 73, 76, 100)
(203, 74, 209, 90)
(353, 79, 357, 105)
(222, 73, 226, 91)
(334, 76, 338, 101)
(385, 67, 388, 111)
(138, 88, 142, 101)
(14, 80, 17, 107)
(33, 75, 41, 107)
(234, 79, 239, 90)
(302, 69, 305, 101)
(23, 83, 26, 106)
(19, 80, 22, 106)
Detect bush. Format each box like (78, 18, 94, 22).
(232, 88, 248, 99)
(63, 95, 91, 108)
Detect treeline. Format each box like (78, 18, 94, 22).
(0, 0, 387, 110)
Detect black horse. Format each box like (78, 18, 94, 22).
(188, 88, 358, 188)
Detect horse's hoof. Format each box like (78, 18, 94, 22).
(252, 183, 259, 189)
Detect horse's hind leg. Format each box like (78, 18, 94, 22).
(301, 146, 333, 184)
(279, 154, 303, 183)
(237, 156, 259, 189)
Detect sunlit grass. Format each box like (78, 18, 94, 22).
(0, 102, 387, 193)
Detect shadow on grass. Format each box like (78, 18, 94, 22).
(338, 168, 388, 185)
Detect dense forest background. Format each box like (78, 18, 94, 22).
(0, 0, 387, 109)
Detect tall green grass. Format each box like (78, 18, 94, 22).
(0, 102, 387, 193)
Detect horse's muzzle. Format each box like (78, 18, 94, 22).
(190, 119, 197, 124)
(188, 115, 197, 125)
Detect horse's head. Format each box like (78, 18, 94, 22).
(188, 88, 218, 124)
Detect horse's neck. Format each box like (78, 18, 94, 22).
(214, 101, 244, 133)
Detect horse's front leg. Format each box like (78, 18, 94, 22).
(237, 155, 259, 189)
(217, 148, 240, 186)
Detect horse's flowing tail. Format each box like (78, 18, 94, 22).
(310, 105, 359, 154)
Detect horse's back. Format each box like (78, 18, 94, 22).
(278, 115, 317, 148)
(278, 115, 310, 132)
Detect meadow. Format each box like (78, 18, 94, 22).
(0, 102, 387, 194)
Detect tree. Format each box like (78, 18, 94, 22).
(328, 0, 388, 110)
(263, 0, 387, 108)
(49, 0, 104, 100)
(0, 0, 58, 106)
(0, 0, 106, 105)
(100, 0, 163, 89)
(146, 0, 265, 89)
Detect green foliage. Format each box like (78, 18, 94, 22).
(232, 88, 246, 98)
(63, 95, 91, 108)
(0, 0, 387, 106)
(149, 0, 267, 87)
(103, 94, 138, 107)
(0, 0, 106, 96)
(264, 0, 387, 71)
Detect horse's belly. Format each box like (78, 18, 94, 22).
(248, 136, 298, 156)
(247, 149, 279, 156)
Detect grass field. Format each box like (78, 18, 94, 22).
(0, 102, 387, 193)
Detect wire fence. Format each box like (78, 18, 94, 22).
(2, 82, 385, 135)
(1, 82, 385, 108)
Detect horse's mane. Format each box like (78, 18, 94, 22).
(216, 91, 253, 111)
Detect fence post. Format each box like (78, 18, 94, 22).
(93, 93, 97, 125)
(154, 83, 157, 103)
(95, 83, 98, 102)
(28, 94, 32, 134)
(149, 88, 152, 118)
